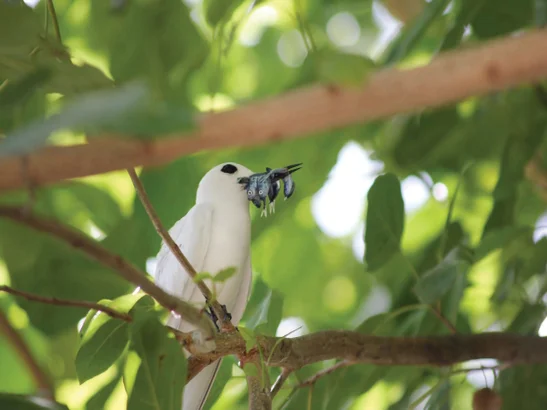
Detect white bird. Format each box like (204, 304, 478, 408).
(154, 162, 254, 410)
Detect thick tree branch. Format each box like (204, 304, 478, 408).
(0, 309, 54, 399)
(1, 28, 547, 191)
(0, 206, 213, 333)
(179, 330, 547, 382)
(0, 285, 132, 322)
(127, 168, 233, 331)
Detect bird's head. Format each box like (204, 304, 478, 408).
(196, 162, 254, 207)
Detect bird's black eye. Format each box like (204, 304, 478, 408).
(221, 164, 238, 174)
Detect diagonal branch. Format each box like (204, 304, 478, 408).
(1, 28, 547, 191)
(0, 206, 213, 334)
(1, 285, 132, 322)
(0, 310, 54, 399)
(127, 168, 233, 331)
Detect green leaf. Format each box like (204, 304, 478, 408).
(312, 50, 375, 87)
(500, 365, 547, 410)
(384, 0, 451, 64)
(414, 247, 472, 304)
(0, 67, 52, 109)
(75, 294, 149, 383)
(0, 82, 147, 157)
(364, 173, 405, 271)
(238, 326, 257, 352)
(471, 0, 534, 38)
(203, 0, 242, 27)
(483, 121, 546, 236)
(88, 0, 208, 99)
(0, 394, 69, 410)
(475, 226, 532, 260)
(126, 313, 187, 410)
(537, 0, 547, 27)
(393, 107, 460, 170)
(212, 267, 237, 283)
(242, 279, 284, 336)
(440, 0, 488, 50)
(193, 272, 214, 283)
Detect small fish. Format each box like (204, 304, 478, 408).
(238, 163, 302, 217)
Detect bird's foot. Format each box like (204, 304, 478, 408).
(206, 303, 232, 330)
(261, 208, 268, 217)
(269, 200, 276, 214)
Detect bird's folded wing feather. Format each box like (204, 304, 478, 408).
(154, 203, 214, 331)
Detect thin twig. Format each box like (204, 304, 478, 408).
(297, 361, 353, 388)
(1, 285, 132, 322)
(270, 367, 292, 398)
(0, 309, 54, 398)
(46, 0, 63, 44)
(429, 305, 458, 334)
(127, 168, 234, 331)
(0, 206, 213, 334)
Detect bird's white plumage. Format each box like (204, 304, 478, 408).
(154, 163, 254, 410)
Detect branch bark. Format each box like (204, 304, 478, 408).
(244, 360, 272, 410)
(0, 285, 132, 322)
(0, 309, 54, 399)
(1, 28, 547, 191)
(179, 330, 547, 382)
(0, 206, 213, 333)
(127, 168, 233, 331)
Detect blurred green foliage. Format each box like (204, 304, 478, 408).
(1, 0, 547, 409)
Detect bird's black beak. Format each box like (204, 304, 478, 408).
(267, 163, 303, 181)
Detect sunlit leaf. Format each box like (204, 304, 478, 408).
(126, 311, 187, 410)
(76, 294, 150, 383)
(0, 83, 147, 157)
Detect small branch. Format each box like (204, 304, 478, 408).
(0, 309, 54, 399)
(270, 368, 292, 398)
(297, 361, 353, 388)
(0, 285, 132, 322)
(3, 28, 547, 191)
(46, 0, 63, 44)
(0, 206, 213, 334)
(244, 360, 272, 410)
(127, 168, 233, 331)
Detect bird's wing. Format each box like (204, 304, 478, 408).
(154, 203, 214, 331)
(153, 204, 220, 410)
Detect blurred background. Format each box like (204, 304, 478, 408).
(1, 0, 547, 408)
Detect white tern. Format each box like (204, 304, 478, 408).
(154, 162, 254, 410)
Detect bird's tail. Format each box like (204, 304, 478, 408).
(182, 359, 222, 410)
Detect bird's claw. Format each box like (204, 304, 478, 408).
(261, 208, 268, 217)
(269, 200, 276, 214)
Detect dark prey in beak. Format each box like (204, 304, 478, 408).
(238, 163, 302, 217)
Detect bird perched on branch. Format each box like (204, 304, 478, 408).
(154, 162, 301, 410)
